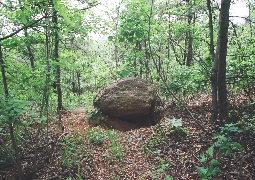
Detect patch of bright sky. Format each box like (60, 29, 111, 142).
(230, 1, 249, 24)
(88, 0, 249, 40)
(87, 0, 122, 40)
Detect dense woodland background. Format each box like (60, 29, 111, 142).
(0, 0, 255, 179)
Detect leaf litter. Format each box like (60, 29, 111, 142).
(0, 90, 255, 179)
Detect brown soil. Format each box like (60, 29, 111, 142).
(1, 91, 255, 180)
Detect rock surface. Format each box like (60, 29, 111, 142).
(94, 77, 158, 122)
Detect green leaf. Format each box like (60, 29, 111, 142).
(151, 173, 158, 178)
(207, 167, 220, 176)
(108, 36, 114, 41)
(22, 121, 30, 127)
(206, 145, 214, 157)
(16, 121, 24, 126)
(21, 15, 27, 24)
(164, 117, 182, 127)
(197, 166, 208, 175)
(209, 159, 220, 166)
(38, 117, 47, 123)
(164, 175, 173, 180)
(199, 154, 207, 163)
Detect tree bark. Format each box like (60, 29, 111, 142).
(186, 1, 193, 67)
(0, 44, 8, 96)
(216, 0, 231, 123)
(207, 0, 215, 59)
(9, 124, 24, 179)
(53, 9, 63, 112)
(24, 29, 35, 69)
(207, 0, 217, 123)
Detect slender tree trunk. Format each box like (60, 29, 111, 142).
(113, 0, 123, 68)
(216, 0, 231, 123)
(207, 0, 215, 59)
(211, 49, 218, 123)
(248, 3, 253, 38)
(1, 44, 24, 179)
(24, 29, 35, 69)
(52, 8, 63, 126)
(207, 0, 217, 123)
(144, 40, 150, 79)
(186, 2, 193, 67)
(9, 124, 24, 179)
(167, 7, 171, 60)
(0, 44, 8, 96)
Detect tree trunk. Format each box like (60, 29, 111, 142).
(0, 44, 8, 96)
(53, 10, 62, 110)
(24, 29, 35, 69)
(52, 7, 63, 128)
(207, 0, 217, 123)
(1, 44, 24, 179)
(216, 0, 231, 123)
(186, 2, 193, 67)
(9, 124, 24, 179)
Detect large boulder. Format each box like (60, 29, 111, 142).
(94, 77, 158, 123)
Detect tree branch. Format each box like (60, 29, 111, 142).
(229, 16, 255, 24)
(80, 3, 100, 10)
(0, 16, 50, 41)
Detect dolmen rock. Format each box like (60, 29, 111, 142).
(94, 77, 158, 123)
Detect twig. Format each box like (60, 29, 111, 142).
(146, 1, 205, 131)
(80, 3, 100, 10)
(57, 132, 68, 140)
(39, 175, 59, 180)
(229, 16, 255, 24)
(0, 16, 51, 41)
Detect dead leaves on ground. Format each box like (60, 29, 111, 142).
(1, 90, 255, 179)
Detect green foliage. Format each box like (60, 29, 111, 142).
(219, 123, 243, 134)
(162, 65, 209, 100)
(60, 137, 80, 168)
(151, 124, 166, 147)
(118, 0, 150, 43)
(0, 95, 49, 169)
(164, 175, 173, 180)
(236, 111, 255, 134)
(197, 146, 221, 180)
(0, 98, 30, 124)
(197, 165, 220, 180)
(0, 146, 12, 164)
(115, 63, 137, 78)
(197, 123, 243, 179)
(213, 124, 243, 157)
(87, 126, 105, 145)
(150, 156, 169, 179)
(213, 134, 242, 157)
(164, 117, 187, 138)
(106, 130, 123, 161)
(164, 117, 183, 127)
(206, 145, 214, 157)
(86, 107, 100, 119)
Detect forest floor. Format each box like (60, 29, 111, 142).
(1, 91, 255, 180)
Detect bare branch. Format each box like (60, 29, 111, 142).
(229, 16, 255, 24)
(80, 3, 100, 10)
(0, 16, 50, 41)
